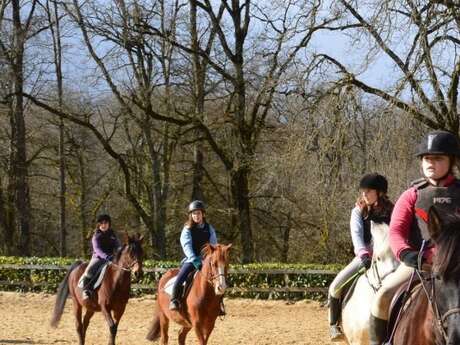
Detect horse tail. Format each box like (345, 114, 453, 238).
(50, 260, 82, 328)
(146, 312, 161, 341)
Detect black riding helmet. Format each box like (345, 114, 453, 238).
(188, 200, 206, 213)
(96, 214, 111, 224)
(359, 173, 388, 193)
(416, 130, 460, 157)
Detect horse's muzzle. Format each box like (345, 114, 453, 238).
(215, 283, 227, 295)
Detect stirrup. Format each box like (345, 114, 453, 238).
(82, 289, 91, 300)
(330, 325, 344, 342)
(169, 299, 180, 310)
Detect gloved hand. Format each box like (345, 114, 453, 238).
(400, 249, 422, 268)
(192, 257, 202, 271)
(360, 254, 372, 270)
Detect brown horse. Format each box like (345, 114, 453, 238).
(146, 243, 232, 345)
(50, 233, 144, 345)
(392, 206, 460, 345)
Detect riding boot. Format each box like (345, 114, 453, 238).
(80, 276, 92, 300)
(369, 315, 388, 345)
(169, 283, 183, 311)
(329, 297, 344, 341)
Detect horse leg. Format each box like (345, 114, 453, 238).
(82, 309, 95, 343)
(203, 319, 216, 344)
(72, 302, 84, 345)
(159, 311, 170, 345)
(178, 326, 191, 345)
(193, 324, 208, 345)
(111, 306, 126, 344)
(101, 307, 117, 345)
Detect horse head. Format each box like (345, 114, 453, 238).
(370, 221, 399, 279)
(201, 243, 232, 295)
(427, 206, 460, 344)
(116, 232, 144, 281)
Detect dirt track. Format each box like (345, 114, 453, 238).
(0, 292, 332, 345)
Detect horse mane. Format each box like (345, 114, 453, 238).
(113, 233, 144, 263)
(432, 211, 460, 282)
(114, 244, 125, 262)
(201, 243, 230, 262)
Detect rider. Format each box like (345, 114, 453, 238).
(80, 214, 121, 299)
(169, 200, 222, 312)
(328, 173, 394, 341)
(369, 130, 460, 345)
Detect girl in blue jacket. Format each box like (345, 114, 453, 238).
(169, 200, 218, 310)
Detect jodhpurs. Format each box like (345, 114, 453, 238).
(370, 263, 413, 320)
(172, 262, 195, 293)
(82, 257, 106, 280)
(328, 256, 362, 299)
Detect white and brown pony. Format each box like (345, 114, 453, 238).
(341, 222, 399, 345)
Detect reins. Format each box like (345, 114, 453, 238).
(414, 240, 460, 344)
(110, 259, 139, 272)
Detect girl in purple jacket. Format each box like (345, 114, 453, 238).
(80, 214, 121, 299)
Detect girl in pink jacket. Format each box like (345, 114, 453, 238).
(369, 130, 460, 345)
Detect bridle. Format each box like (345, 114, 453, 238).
(110, 259, 140, 272)
(416, 239, 460, 344)
(205, 257, 227, 285)
(417, 269, 460, 344)
(110, 244, 142, 273)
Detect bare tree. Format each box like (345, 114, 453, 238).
(0, 0, 45, 255)
(320, 0, 460, 135)
(44, 0, 68, 256)
(142, 0, 340, 262)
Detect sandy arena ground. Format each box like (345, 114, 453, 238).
(0, 292, 332, 345)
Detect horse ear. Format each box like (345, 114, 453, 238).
(428, 206, 442, 241)
(225, 243, 232, 251)
(137, 233, 144, 243)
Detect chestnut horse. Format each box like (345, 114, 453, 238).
(341, 222, 399, 345)
(146, 243, 232, 345)
(392, 207, 460, 345)
(50, 233, 144, 345)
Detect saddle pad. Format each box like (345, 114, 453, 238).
(77, 263, 109, 290)
(163, 276, 178, 296)
(93, 264, 109, 289)
(163, 271, 198, 296)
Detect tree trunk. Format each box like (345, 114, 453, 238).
(230, 168, 253, 263)
(47, 0, 67, 256)
(190, 0, 205, 202)
(12, 0, 31, 255)
(0, 106, 17, 255)
(77, 153, 89, 256)
(281, 212, 291, 263)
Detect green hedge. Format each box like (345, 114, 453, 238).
(0, 256, 341, 300)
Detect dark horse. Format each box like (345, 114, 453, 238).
(50, 233, 144, 345)
(393, 207, 460, 345)
(146, 243, 232, 345)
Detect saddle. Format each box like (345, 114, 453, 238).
(163, 270, 197, 300)
(77, 262, 110, 291)
(386, 276, 422, 341)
